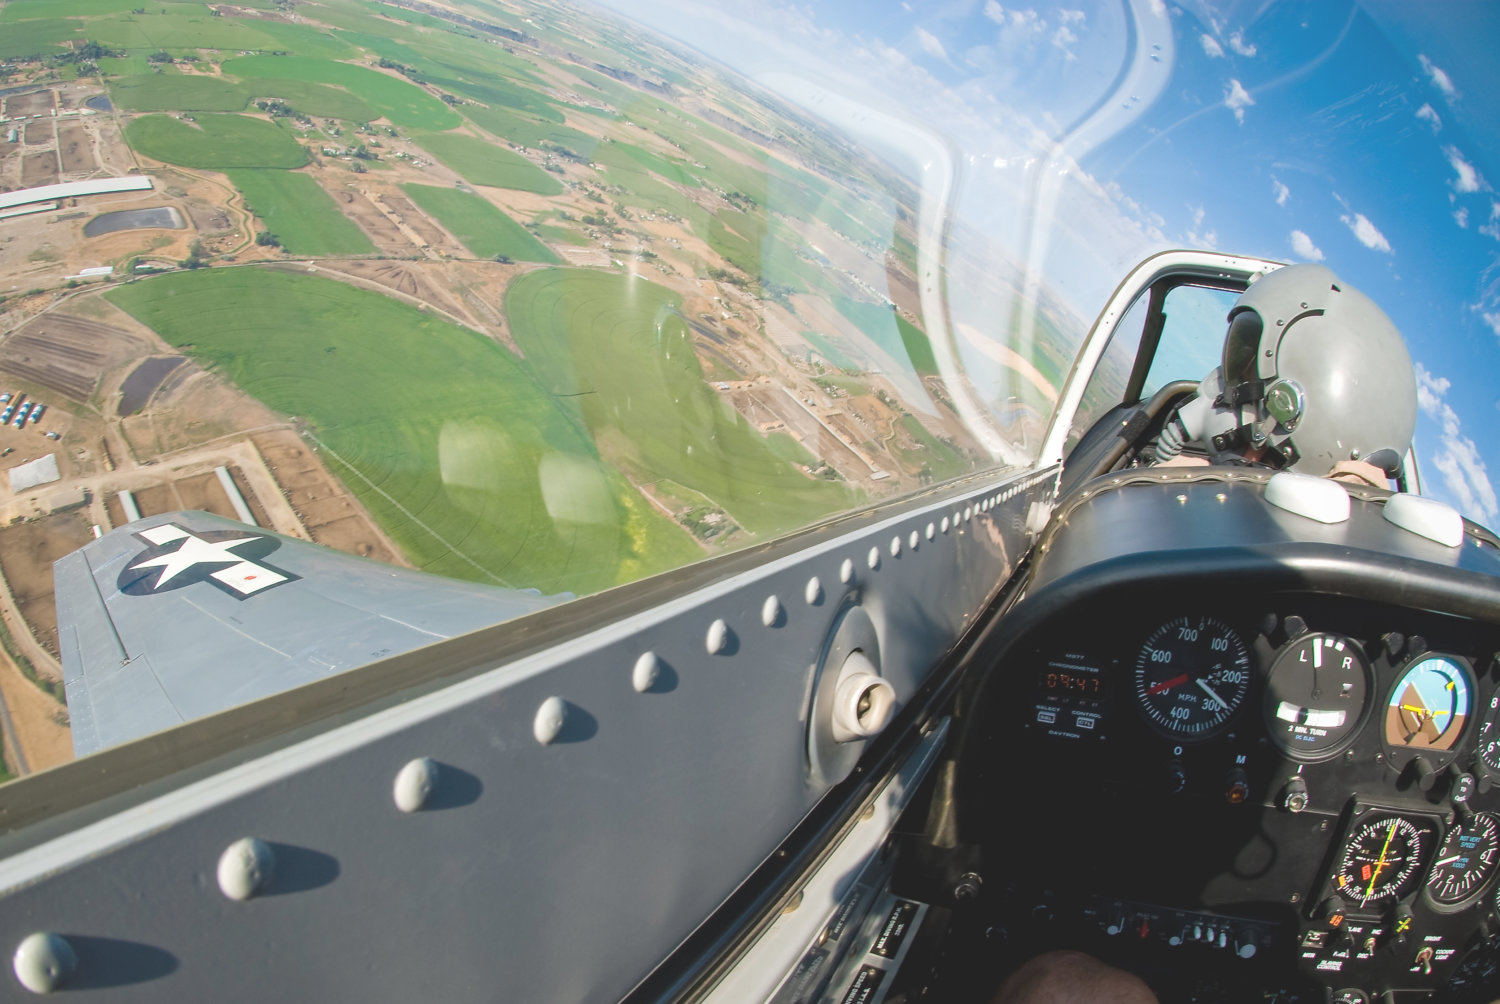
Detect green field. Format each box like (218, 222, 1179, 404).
(242, 78, 375, 122)
(0, 18, 78, 57)
(893, 415, 971, 483)
(412, 132, 563, 195)
(106, 268, 701, 593)
(90, 12, 285, 53)
(533, 223, 591, 247)
(400, 185, 559, 263)
(462, 104, 597, 157)
(229, 170, 375, 255)
(833, 297, 936, 376)
(221, 55, 462, 131)
(125, 113, 307, 169)
(507, 269, 857, 536)
(110, 74, 248, 113)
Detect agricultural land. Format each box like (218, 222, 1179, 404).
(0, 0, 1037, 774)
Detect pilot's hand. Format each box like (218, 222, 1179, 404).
(1157, 413, 1191, 458)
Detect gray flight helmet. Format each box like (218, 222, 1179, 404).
(1217, 263, 1417, 476)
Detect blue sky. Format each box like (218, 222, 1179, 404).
(600, 0, 1500, 525)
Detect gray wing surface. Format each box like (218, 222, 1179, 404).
(56, 511, 565, 757)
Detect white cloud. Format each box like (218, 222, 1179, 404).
(1480, 202, 1500, 241)
(1484, 313, 1500, 338)
(1416, 364, 1451, 403)
(1416, 103, 1442, 132)
(1444, 146, 1484, 193)
(1455, 207, 1470, 228)
(1289, 230, 1324, 261)
(1227, 30, 1256, 57)
(1052, 24, 1078, 58)
(1416, 362, 1498, 524)
(1340, 211, 1393, 253)
(915, 26, 947, 61)
(1224, 79, 1253, 123)
(983, 0, 1005, 23)
(1059, 9, 1085, 24)
(1272, 176, 1289, 206)
(1186, 205, 1217, 248)
(1419, 54, 1459, 101)
(1200, 34, 1223, 58)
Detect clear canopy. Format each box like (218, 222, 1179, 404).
(0, 0, 1494, 774)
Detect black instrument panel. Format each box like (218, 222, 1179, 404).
(963, 591, 1500, 1003)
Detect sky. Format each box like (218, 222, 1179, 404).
(596, 0, 1500, 527)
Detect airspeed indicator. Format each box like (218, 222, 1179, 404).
(1134, 616, 1251, 740)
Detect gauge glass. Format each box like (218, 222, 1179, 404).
(1426, 813, 1500, 907)
(1264, 632, 1369, 759)
(1478, 691, 1500, 774)
(1133, 616, 1250, 739)
(1384, 655, 1472, 752)
(1335, 815, 1435, 910)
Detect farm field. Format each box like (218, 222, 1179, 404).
(461, 103, 598, 157)
(219, 55, 463, 131)
(411, 132, 564, 195)
(125, 113, 307, 169)
(105, 267, 701, 594)
(506, 268, 857, 537)
(239, 78, 375, 123)
(229, 170, 376, 256)
(833, 297, 938, 376)
(109, 73, 249, 112)
(399, 185, 559, 263)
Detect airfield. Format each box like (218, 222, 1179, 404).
(0, 0, 1043, 776)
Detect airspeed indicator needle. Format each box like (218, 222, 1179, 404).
(1197, 678, 1231, 711)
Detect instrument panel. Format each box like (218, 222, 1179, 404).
(971, 594, 1500, 1002)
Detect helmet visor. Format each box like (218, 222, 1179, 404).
(1223, 309, 1264, 387)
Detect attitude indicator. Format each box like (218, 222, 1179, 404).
(1384, 656, 1471, 752)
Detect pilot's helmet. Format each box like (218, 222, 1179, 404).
(1216, 263, 1417, 476)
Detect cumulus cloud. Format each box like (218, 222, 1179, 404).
(1478, 202, 1500, 241)
(1272, 176, 1289, 207)
(1059, 9, 1085, 24)
(1224, 79, 1253, 123)
(1200, 34, 1223, 58)
(1052, 24, 1078, 57)
(1416, 362, 1498, 524)
(915, 26, 947, 60)
(1289, 230, 1324, 261)
(1340, 210, 1393, 253)
(1416, 103, 1442, 132)
(1444, 146, 1485, 194)
(1186, 205, 1217, 248)
(1419, 54, 1459, 100)
(985, 3, 1047, 34)
(1227, 30, 1256, 57)
(1455, 207, 1470, 228)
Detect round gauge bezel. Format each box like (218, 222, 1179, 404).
(1379, 652, 1475, 773)
(1331, 812, 1438, 913)
(1477, 688, 1500, 777)
(1132, 615, 1252, 742)
(1424, 812, 1500, 912)
(1262, 630, 1373, 762)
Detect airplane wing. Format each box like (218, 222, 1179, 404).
(55, 511, 565, 757)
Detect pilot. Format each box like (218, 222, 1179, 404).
(1152, 263, 1418, 488)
